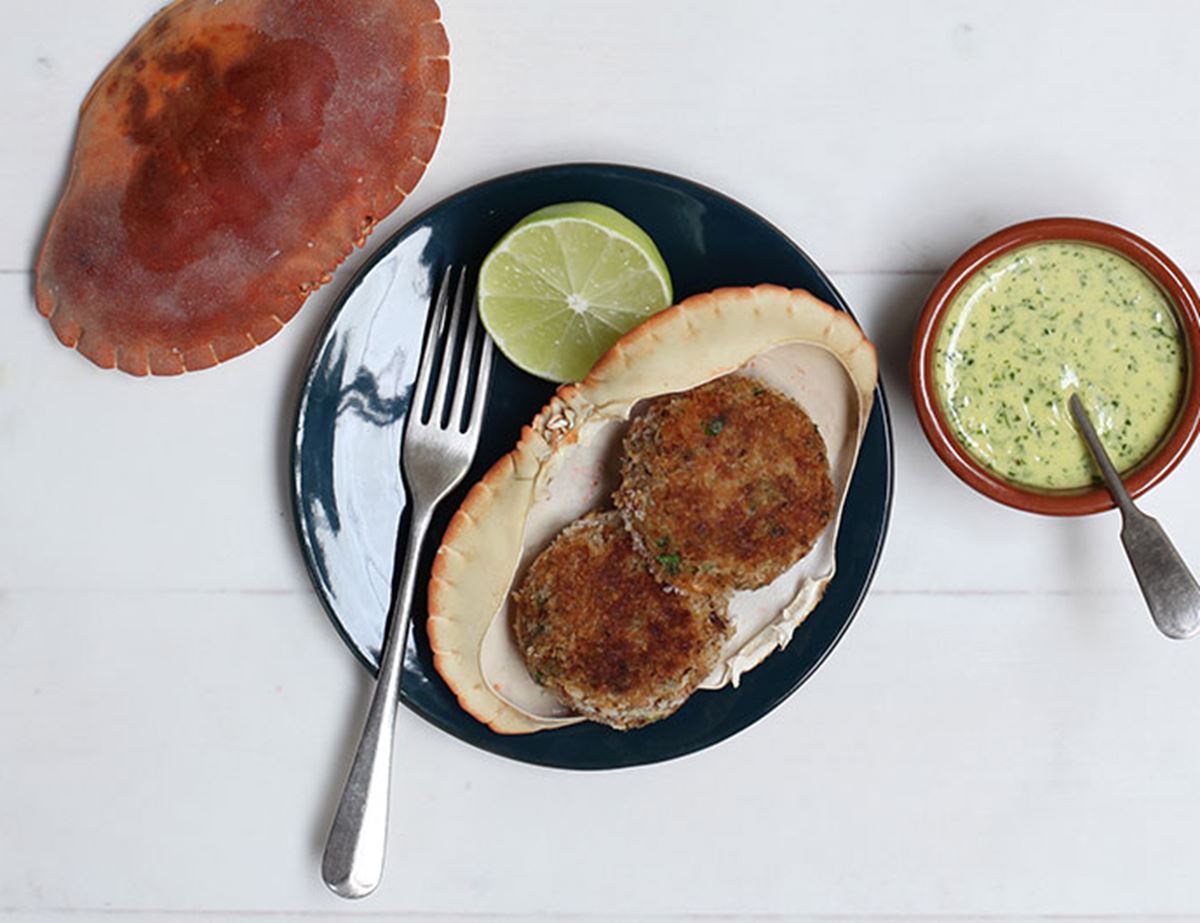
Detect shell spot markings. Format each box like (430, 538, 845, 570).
(119, 28, 336, 272)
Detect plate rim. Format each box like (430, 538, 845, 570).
(289, 160, 895, 770)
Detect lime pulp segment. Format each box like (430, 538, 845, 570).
(478, 204, 673, 383)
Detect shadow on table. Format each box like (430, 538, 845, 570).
(863, 270, 936, 433)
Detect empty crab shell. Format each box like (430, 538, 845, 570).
(428, 285, 878, 734)
(36, 0, 448, 375)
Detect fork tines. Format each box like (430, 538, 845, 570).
(410, 266, 494, 435)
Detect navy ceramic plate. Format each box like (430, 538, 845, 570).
(292, 163, 893, 770)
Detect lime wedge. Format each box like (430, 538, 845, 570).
(478, 202, 673, 383)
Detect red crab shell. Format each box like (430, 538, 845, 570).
(35, 0, 449, 375)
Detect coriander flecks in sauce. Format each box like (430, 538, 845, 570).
(933, 242, 1186, 489)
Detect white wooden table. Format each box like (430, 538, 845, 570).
(6, 2, 1200, 919)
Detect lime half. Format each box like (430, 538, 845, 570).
(478, 202, 673, 383)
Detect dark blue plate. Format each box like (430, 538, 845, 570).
(291, 163, 893, 770)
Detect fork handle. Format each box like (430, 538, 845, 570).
(321, 504, 432, 899)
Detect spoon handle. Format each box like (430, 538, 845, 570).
(1069, 394, 1200, 639)
(1068, 395, 1136, 516)
(1119, 511, 1200, 639)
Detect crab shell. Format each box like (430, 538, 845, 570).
(428, 285, 878, 734)
(35, 0, 448, 375)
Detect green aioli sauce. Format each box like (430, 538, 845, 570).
(933, 242, 1186, 489)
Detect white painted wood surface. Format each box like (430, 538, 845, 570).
(5, 1, 1200, 919)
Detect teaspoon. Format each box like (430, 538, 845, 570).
(1069, 393, 1200, 639)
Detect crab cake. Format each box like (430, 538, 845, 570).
(615, 374, 835, 595)
(511, 511, 729, 730)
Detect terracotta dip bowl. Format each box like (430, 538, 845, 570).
(912, 217, 1200, 515)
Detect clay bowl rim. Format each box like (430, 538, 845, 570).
(911, 216, 1200, 516)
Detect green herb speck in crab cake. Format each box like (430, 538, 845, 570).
(510, 511, 729, 730)
(614, 374, 835, 596)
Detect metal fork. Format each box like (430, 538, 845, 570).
(321, 266, 494, 899)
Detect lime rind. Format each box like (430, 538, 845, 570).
(478, 203, 672, 383)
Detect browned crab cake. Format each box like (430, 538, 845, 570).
(511, 511, 729, 730)
(615, 374, 835, 595)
